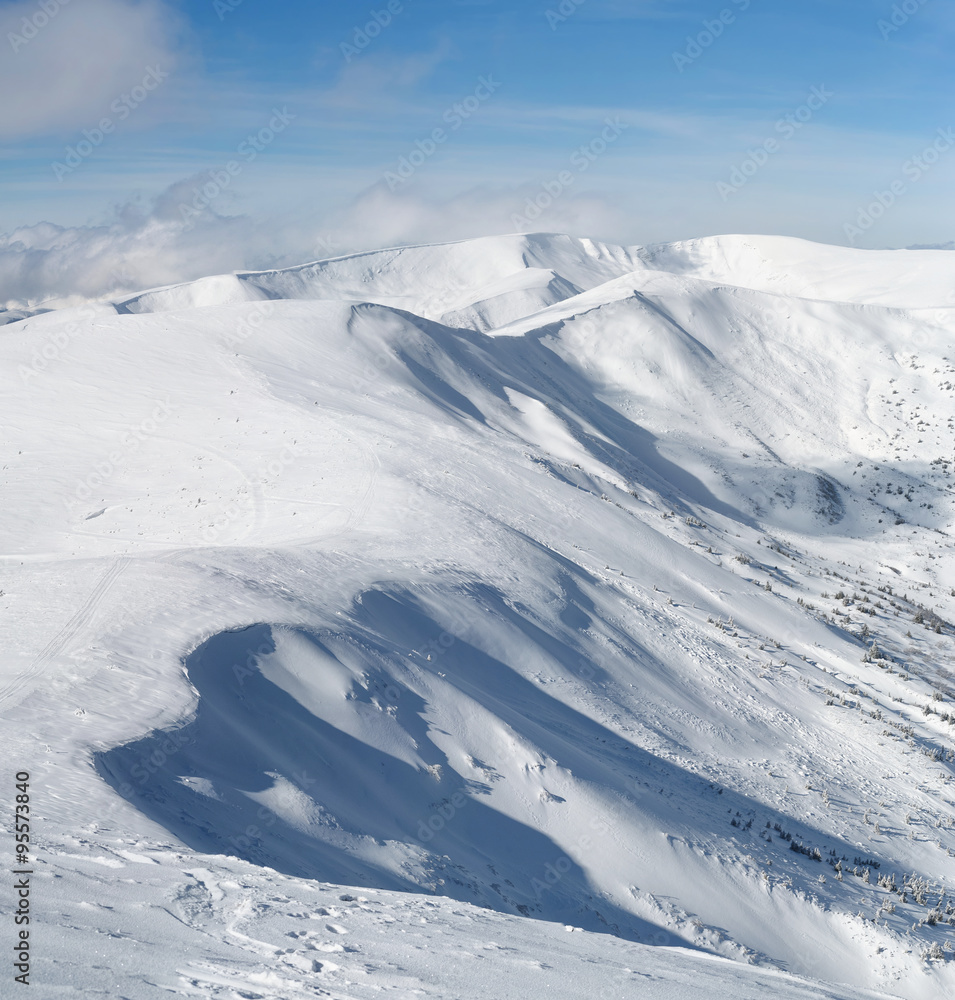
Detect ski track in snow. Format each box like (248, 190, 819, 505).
(0, 555, 130, 711)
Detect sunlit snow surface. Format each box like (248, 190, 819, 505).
(2, 232, 954, 998)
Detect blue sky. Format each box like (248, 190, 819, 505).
(1, 0, 953, 303)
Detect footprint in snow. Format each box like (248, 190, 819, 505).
(282, 952, 334, 973)
(325, 923, 348, 934)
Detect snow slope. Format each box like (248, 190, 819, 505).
(2, 232, 955, 998)
(115, 232, 643, 331)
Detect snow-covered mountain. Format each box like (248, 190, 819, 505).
(2, 232, 954, 999)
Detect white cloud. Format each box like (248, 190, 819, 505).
(315, 40, 458, 111)
(322, 182, 627, 251)
(0, 0, 186, 139)
(0, 183, 266, 308)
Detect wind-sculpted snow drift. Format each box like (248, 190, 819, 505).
(3, 232, 955, 998)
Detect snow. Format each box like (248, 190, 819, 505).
(26, 841, 901, 999)
(2, 231, 954, 998)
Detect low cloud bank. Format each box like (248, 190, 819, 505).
(1, 180, 628, 308)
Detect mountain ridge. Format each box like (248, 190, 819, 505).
(2, 231, 954, 997)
